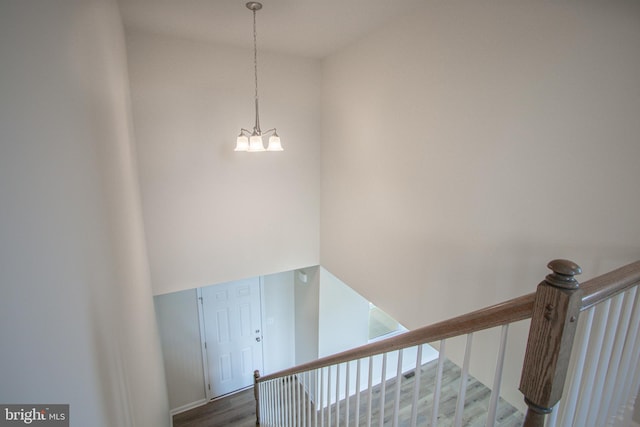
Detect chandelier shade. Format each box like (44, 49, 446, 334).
(267, 133, 283, 151)
(234, 134, 249, 151)
(248, 134, 265, 152)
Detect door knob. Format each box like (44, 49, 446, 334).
(256, 337, 261, 342)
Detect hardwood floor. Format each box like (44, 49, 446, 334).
(173, 388, 258, 427)
(173, 358, 523, 427)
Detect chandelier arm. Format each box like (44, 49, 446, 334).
(239, 128, 253, 136)
(261, 128, 277, 136)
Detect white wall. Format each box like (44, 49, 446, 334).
(262, 271, 296, 374)
(154, 289, 206, 411)
(294, 266, 320, 365)
(318, 268, 371, 357)
(321, 0, 640, 410)
(0, 1, 169, 425)
(125, 29, 321, 296)
(322, 0, 640, 329)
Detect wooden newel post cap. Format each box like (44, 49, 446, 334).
(545, 259, 582, 289)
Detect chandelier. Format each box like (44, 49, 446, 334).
(235, 2, 283, 152)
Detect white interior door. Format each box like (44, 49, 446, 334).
(200, 277, 263, 398)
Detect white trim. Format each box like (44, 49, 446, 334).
(209, 384, 254, 402)
(169, 398, 209, 416)
(196, 288, 212, 400)
(258, 275, 266, 374)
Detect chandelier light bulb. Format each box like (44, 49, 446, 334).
(235, 134, 249, 151)
(267, 134, 283, 151)
(248, 134, 265, 152)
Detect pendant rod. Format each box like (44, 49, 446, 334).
(250, 3, 261, 134)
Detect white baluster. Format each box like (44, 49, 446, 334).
(261, 381, 266, 425)
(271, 380, 275, 425)
(273, 378, 277, 426)
(310, 371, 315, 427)
(616, 289, 640, 425)
(392, 349, 403, 427)
(587, 294, 625, 427)
(320, 367, 325, 427)
(272, 379, 276, 425)
(271, 380, 276, 425)
(546, 403, 559, 427)
(284, 378, 288, 427)
(265, 382, 271, 425)
(486, 324, 509, 427)
(453, 333, 473, 427)
(269, 380, 279, 424)
(574, 299, 612, 427)
(431, 339, 446, 427)
(336, 364, 341, 426)
(291, 375, 296, 427)
(292, 377, 297, 427)
(615, 364, 640, 427)
(345, 361, 350, 427)
(257, 383, 267, 426)
(293, 375, 297, 427)
(410, 344, 423, 427)
(558, 307, 595, 426)
(293, 374, 304, 427)
(315, 369, 319, 427)
(306, 371, 310, 427)
(379, 353, 388, 427)
(596, 289, 636, 426)
(328, 366, 333, 427)
(301, 373, 306, 427)
(287, 375, 292, 427)
(278, 377, 283, 427)
(367, 356, 373, 427)
(355, 359, 362, 427)
(627, 353, 640, 423)
(309, 371, 313, 427)
(267, 381, 271, 426)
(299, 374, 304, 427)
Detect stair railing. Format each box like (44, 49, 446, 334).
(253, 259, 640, 426)
(528, 260, 640, 427)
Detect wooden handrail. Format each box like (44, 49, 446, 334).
(579, 260, 640, 311)
(257, 292, 535, 383)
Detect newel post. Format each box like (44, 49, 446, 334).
(254, 370, 261, 425)
(519, 259, 583, 426)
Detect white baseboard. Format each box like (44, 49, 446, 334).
(169, 398, 208, 417)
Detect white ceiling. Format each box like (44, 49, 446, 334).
(117, 0, 424, 58)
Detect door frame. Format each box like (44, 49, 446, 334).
(196, 277, 265, 400)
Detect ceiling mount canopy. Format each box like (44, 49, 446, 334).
(245, 2, 262, 11)
(235, 1, 283, 152)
